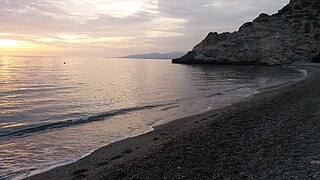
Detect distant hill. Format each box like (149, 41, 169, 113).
(121, 52, 186, 59)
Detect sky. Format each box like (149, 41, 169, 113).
(0, 0, 289, 57)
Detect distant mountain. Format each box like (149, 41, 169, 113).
(121, 52, 186, 59)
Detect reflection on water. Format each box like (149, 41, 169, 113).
(0, 56, 305, 179)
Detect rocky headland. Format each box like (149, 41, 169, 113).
(173, 0, 320, 65)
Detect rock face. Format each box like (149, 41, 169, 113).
(173, 0, 320, 65)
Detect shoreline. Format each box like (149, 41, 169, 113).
(27, 64, 320, 179)
(5, 65, 304, 180)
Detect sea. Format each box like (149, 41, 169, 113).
(0, 56, 306, 179)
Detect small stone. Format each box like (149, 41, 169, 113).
(311, 160, 320, 165)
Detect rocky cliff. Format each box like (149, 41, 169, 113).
(172, 0, 320, 65)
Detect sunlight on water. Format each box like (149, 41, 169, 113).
(0, 56, 305, 179)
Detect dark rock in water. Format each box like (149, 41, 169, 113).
(173, 0, 320, 65)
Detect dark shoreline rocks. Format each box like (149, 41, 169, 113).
(173, 0, 320, 65)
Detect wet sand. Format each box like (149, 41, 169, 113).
(27, 64, 320, 179)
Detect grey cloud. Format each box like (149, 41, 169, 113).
(154, 0, 289, 51)
(0, 0, 290, 56)
(157, 0, 290, 29)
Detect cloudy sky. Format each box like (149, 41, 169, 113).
(0, 0, 289, 57)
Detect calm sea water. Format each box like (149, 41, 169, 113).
(0, 56, 305, 179)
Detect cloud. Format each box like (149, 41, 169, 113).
(157, 0, 289, 30)
(0, 0, 289, 56)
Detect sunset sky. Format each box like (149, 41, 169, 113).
(0, 0, 289, 57)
